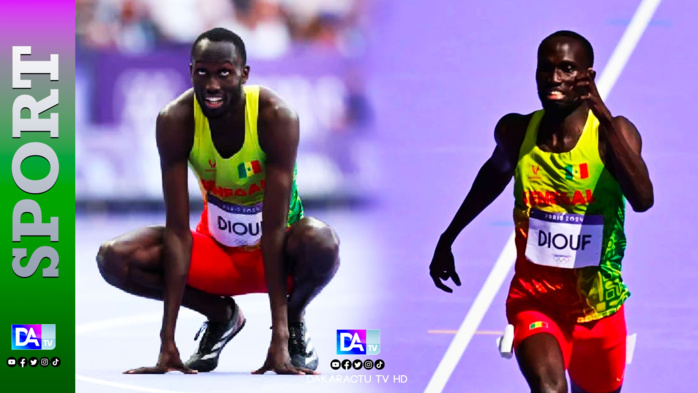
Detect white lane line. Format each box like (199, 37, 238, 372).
(76, 295, 272, 335)
(596, 0, 663, 100)
(75, 295, 271, 392)
(76, 314, 161, 335)
(76, 311, 201, 393)
(424, 235, 517, 393)
(76, 309, 198, 335)
(424, 1, 661, 392)
(76, 374, 200, 393)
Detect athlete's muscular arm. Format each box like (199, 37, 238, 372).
(253, 88, 309, 375)
(577, 69, 654, 212)
(125, 95, 196, 375)
(429, 114, 526, 293)
(157, 99, 195, 352)
(599, 117, 653, 212)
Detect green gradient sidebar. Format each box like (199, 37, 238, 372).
(0, 1, 75, 392)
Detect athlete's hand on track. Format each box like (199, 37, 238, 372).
(124, 342, 198, 375)
(575, 68, 613, 123)
(252, 341, 318, 375)
(430, 242, 462, 293)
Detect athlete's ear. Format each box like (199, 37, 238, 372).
(587, 67, 596, 80)
(241, 65, 250, 84)
(189, 62, 193, 76)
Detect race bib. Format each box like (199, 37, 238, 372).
(525, 209, 603, 269)
(207, 195, 263, 247)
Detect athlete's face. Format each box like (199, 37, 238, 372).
(190, 40, 249, 119)
(536, 38, 590, 113)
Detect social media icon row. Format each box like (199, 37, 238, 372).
(7, 357, 60, 368)
(330, 359, 385, 371)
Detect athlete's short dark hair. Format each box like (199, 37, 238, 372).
(539, 30, 594, 67)
(191, 27, 247, 65)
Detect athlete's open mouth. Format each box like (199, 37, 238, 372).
(204, 96, 224, 108)
(545, 90, 564, 100)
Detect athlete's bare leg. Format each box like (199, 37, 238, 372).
(515, 333, 568, 393)
(96, 218, 339, 323)
(284, 217, 340, 323)
(96, 226, 232, 322)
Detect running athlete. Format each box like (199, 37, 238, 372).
(429, 31, 653, 393)
(96, 28, 340, 375)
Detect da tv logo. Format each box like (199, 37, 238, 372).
(11, 325, 56, 350)
(336, 329, 380, 355)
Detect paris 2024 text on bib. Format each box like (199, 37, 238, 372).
(525, 209, 603, 269)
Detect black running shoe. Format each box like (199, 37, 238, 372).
(288, 322, 318, 370)
(184, 299, 246, 372)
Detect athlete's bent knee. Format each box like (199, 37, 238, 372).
(96, 241, 129, 288)
(531, 376, 567, 393)
(296, 223, 340, 276)
(525, 364, 567, 393)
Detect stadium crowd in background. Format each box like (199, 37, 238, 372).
(76, 0, 369, 57)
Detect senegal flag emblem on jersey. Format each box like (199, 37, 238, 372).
(238, 160, 262, 179)
(564, 163, 589, 180)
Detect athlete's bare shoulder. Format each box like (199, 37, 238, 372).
(257, 86, 297, 123)
(494, 112, 533, 161)
(611, 115, 642, 152)
(256, 86, 299, 154)
(156, 89, 195, 159)
(159, 89, 195, 126)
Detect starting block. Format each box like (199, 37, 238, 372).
(496, 324, 515, 359)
